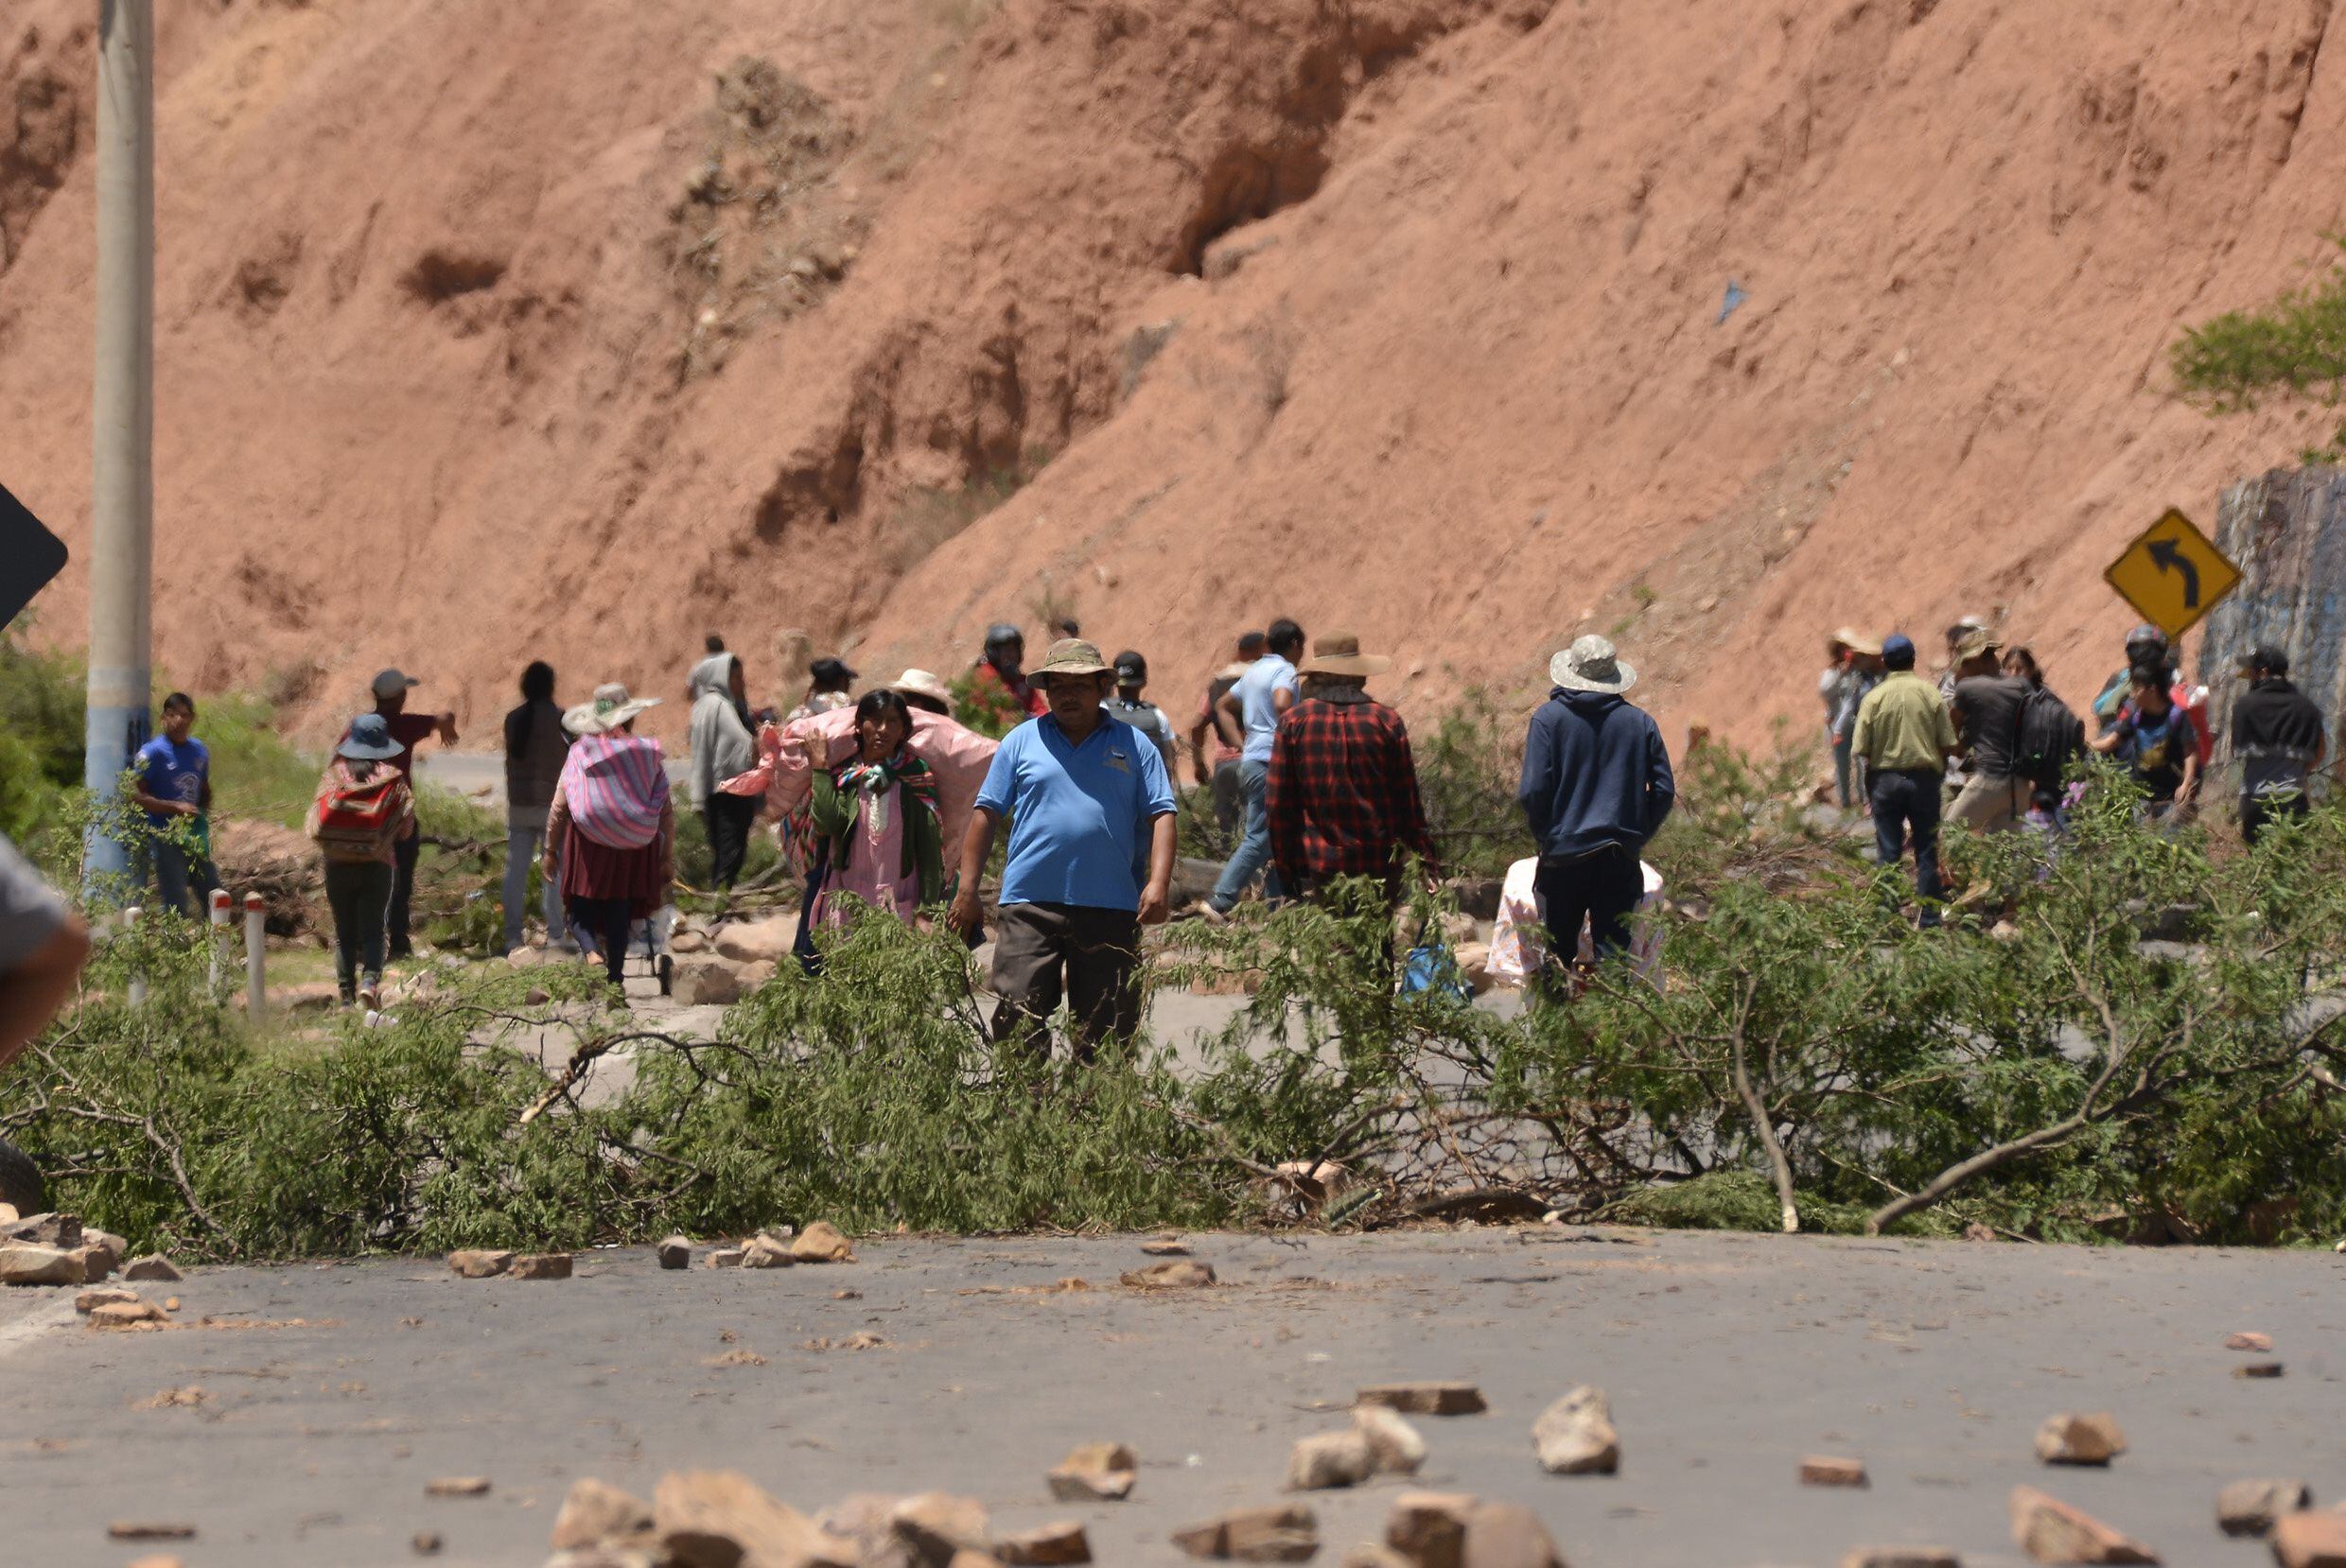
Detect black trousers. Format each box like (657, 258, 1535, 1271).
(387, 830, 421, 958)
(2241, 791, 2309, 846)
(1532, 846, 1643, 968)
(989, 901, 1144, 1061)
(704, 793, 758, 889)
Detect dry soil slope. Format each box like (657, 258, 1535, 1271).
(3, 0, 2342, 747)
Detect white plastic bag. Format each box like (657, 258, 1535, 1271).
(1485, 857, 1664, 988)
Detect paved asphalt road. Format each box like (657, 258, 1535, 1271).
(3, 1230, 2339, 1567)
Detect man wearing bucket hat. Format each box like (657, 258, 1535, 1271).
(1266, 631, 1437, 911)
(1517, 636, 1675, 971)
(954, 639, 1177, 1057)
(342, 669, 457, 962)
(1851, 634, 1959, 925)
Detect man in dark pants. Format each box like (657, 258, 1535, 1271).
(952, 640, 1177, 1059)
(2232, 645, 2326, 845)
(1517, 636, 1675, 980)
(347, 669, 457, 960)
(1850, 634, 1958, 926)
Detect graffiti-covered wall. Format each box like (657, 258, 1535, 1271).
(2203, 466, 2346, 786)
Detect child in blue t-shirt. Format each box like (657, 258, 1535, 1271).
(131, 691, 218, 915)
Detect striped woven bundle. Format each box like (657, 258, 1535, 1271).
(560, 732, 670, 849)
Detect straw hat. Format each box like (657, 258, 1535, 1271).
(1549, 635, 1637, 694)
(1297, 630, 1391, 679)
(564, 682, 660, 736)
(891, 669, 955, 709)
(1842, 633, 1884, 657)
(1030, 638, 1113, 682)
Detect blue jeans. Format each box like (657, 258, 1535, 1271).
(1210, 759, 1285, 913)
(148, 839, 217, 918)
(501, 811, 567, 953)
(1869, 768, 1944, 925)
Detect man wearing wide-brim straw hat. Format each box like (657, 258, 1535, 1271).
(952, 639, 1178, 1057)
(1822, 626, 1883, 811)
(1517, 635, 1676, 980)
(1260, 631, 1438, 916)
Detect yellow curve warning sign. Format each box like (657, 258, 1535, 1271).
(2103, 507, 2241, 640)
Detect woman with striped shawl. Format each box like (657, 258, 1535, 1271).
(544, 683, 673, 993)
(806, 688, 946, 932)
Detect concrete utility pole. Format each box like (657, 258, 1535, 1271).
(82, 0, 155, 897)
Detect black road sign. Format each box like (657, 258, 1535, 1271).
(0, 481, 68, 630)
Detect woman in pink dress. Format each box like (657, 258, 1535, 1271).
(806, 689, 945, 930)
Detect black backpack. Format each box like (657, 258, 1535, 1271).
(2015, 686, 2085, 789)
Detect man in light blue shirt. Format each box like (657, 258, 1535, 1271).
(953, 639, 1177, 1057)
(1204, 617, 1303, 917)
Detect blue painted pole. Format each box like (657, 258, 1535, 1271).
(82, 0, 155, 903)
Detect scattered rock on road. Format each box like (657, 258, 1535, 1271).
(82, 1227, 129, 1271)
(670, 955, 744, 1006)
(1341, 1547, 1413, 1568)
(2215, 1479, 2310, 1538)
(1172, 1504, 1319, 1562)
(1801, 1455, 1869, 1488)
(2008, 1485, 2157, 1564)
(88, 1298, 166, 1328)
(449, 1249, 515, 1279)
(1122, 1259, 1215, 1289)
(655, 1471, 856, 1568)
(411, 1530, 443, 1556)
(552, 1477, 657, 1551)
(1838, 1551, 1960, 1568)
(2273, 1509, 2346, 1568)
(714, 917, 797, 964)
(996, 1521, 1092, 1565)
(1143, 1240, 1193, 1256)
(1287, 1428, 1376, 1490)
(0, 1242, 79, 1285)
(107, 1523, 197, 1541)
(1048, 1441, 1138, 1501)
(512, 1252, 574, 1281)
(2034, 1413, 2127, 1466)
(1385, 1490, 1566, 1568)
(1353, 1405, 1427, 1475)
(1358, 1382, 1486, 1417)
(126, 1557, 186, 1568)
(793, 1221, 855, 1263)
(657, 1236, 692, 1270)
(706, 1246, 744, 1268)
(2233, 1361, 2285, 1379)
(123, 1253, 183, 1282)
(1532, 1386, 1619, 1475)
(427, 1477, 493, 1497)
(743, 1233, 797, 1269)
(76, 1286, 141, 1313)
(2225, 1332, 2273, 1352)
(68, 1243, 114, 1281)
(891, 1492, 992, 1567)
(7, 1211, 82, 1247)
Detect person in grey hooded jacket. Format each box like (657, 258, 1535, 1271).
(688, 652, 760, 889)
(1517, 636, 1675, 973)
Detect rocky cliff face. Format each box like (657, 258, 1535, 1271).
(2, 0, 2339, 747)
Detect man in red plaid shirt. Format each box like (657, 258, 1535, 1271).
(1267, 631, 1439, 904)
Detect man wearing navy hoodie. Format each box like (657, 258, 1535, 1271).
(1517, 636, 1676, 973)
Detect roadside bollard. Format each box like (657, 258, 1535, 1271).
(123, 905, 147, 1008)
(244, 891, 267, 1021)
(208, 888, 233, 996)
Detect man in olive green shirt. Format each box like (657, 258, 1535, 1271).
(1850, 634, 1958, 926)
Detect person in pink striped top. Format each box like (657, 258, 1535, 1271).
(544, 684, 674, 996)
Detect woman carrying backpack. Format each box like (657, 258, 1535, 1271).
(805, 688, 946, 933)
(305, 713, 417, 1010)
(543, 684, 673, 999)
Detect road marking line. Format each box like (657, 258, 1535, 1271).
(0, 1295, 80, 1358)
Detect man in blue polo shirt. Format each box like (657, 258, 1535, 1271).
(952, 639, 1177, 1057)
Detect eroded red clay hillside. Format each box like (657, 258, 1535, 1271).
(2, 0, 2339, 747)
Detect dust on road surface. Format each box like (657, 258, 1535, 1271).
(2, 1230, 2338, 1566)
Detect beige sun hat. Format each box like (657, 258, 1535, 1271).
(1549, 635, 1637, 694)
(1297, 630, 1392, 679)
(1030, 638, 1113, 682)
(891, 668, 955, 709)
(564, 681, 661, 737)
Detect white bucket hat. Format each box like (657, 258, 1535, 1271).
(891, 669, 955, 709)
(1549, 635, 1637, 694)
(564, 681, 661, 736)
